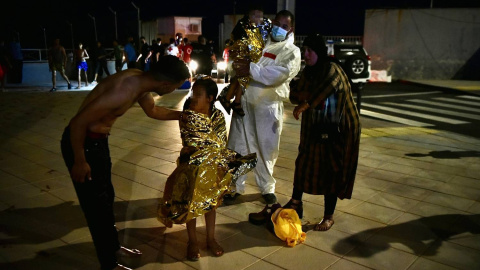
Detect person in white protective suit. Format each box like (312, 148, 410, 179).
(225, 10, 301, 205)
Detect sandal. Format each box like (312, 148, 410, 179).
(187, 242, 200, 261)
(314, 217, 334, 231)
(207, 240, 224, 257)
(231, 102, 245, 117)
(283, 199, 303, 219)
(218, 96, 231, 114)
(116, 246, 142, 258)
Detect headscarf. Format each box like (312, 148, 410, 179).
(302, 34, 338, 80)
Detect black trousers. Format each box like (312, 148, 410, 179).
(61, 127, 119, 270)
(95, 59, 111, 76)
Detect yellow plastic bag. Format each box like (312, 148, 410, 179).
(271, 208, 306, 247)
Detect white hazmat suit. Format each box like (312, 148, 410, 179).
(227, 34, 301, 195)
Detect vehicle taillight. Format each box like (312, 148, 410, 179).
(366, 55, 371, 60)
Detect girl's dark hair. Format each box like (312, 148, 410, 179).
(183, 77, 218, 110)
(150, 55, 191, 82)
(195, 77, 218, 107)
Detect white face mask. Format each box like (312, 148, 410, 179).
(271, 25, 288, 41)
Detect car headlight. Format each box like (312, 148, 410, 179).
(216, 61, 227, 71)
(189, 60, 198, 72)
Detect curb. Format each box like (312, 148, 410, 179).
(398, 80, 480, 96)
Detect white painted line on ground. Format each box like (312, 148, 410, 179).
(408, 99, 480, 113)
(362, 103, 469, 124)
(433, 97, 480, 107)
(458, 95, 480, 101)
(382, 102, 480, 121)
(362, 91, 441, 99)
(360, 109, 433, 127)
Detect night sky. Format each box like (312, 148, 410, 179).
(2, 0, 479, 50)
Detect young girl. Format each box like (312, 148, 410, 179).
(74, 43, 89, 89)
(158, 77, 257, 261)
(218, 6, 271, 116)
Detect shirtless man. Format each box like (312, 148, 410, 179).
(74, 43, 89, 89)
(48, 38, 71, 91)
(60, 55, 190, 270)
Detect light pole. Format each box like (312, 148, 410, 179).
(41, 26, 47, 61)
(66, 21, 74, 52)
(131, 2, 141, 41)
(109, 7, 118, 40)
(88, 13, 98, 42)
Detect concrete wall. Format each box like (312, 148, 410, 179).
(22, 60, 118, 85)
(363, 8, 480, 80)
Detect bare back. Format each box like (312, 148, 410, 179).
(76, 69, 148, 134)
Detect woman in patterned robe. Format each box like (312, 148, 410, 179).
(284, 34, 361, 231)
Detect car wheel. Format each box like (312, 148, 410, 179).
(346, 57, 368, 78)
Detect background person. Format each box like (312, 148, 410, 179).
(284, 34, 361, 231)
(123, 37, 137, 69)
(8, 36, 23, 83)
(164, 38, 179, 57)
(0, 39, 12, 92)
(136, 36, 151, 71)
(48, 38, 72, 91)
(93, 41, 111, 83)
(112, 40, 125, 73)
(74, 42, 89, 88)
(151, 38, 163, 65)
(181, 38, 193, 64)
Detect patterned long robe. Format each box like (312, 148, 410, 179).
(158, 109, 256, 226)
(291, 61, 361, 199)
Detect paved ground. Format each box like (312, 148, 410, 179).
(0, 81, 479, 270)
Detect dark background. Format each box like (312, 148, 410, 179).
(2, 0, 479, 50)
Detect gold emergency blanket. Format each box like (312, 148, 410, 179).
(229, 20, 265, 89)
(158, 109, 257, 227)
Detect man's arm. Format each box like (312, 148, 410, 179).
(145, 51, 153, 63)
(61, 47, 67, 67)
(138, 93, 181, 120)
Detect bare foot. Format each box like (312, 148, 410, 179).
(116, 246, 142, 258)
(113, 264, 133, 270)
(207, 239, 224, 257)
(314, 217, 334, 231)
(187, 242, 200, 261)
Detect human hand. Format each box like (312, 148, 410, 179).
(293, 102, 310, 120)
(233, 59, 250, 77)
(71, 161, 92, 183)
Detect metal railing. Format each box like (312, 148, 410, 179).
(21, 48, 115, 62)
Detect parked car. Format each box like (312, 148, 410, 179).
(330, 42, 371, 85)
(330, 42, 371, 111)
